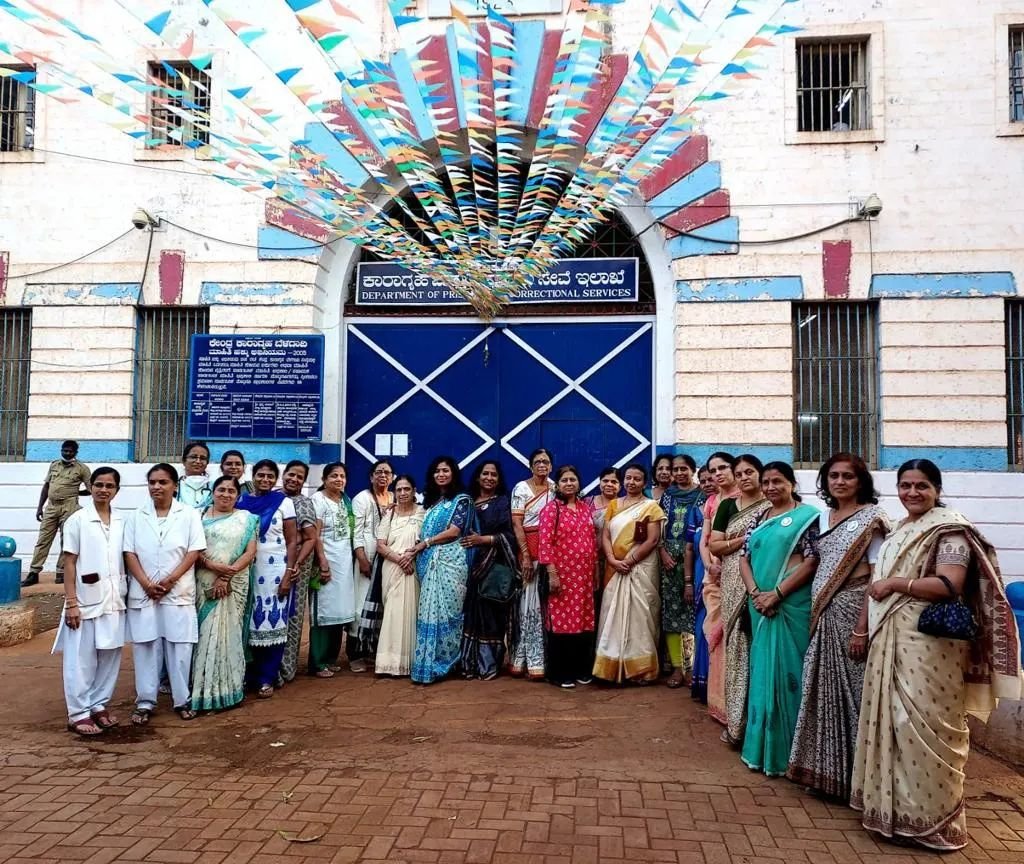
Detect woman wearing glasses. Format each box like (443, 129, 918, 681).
(177, 441, 212, 510)
(350, 461, 395, 672)
(508, 448, 556, 680)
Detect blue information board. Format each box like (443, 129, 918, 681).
(355, 257, 638, 306)
(188, 335, 324, 442)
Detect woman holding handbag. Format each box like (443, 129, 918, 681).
(459, 461, 518, 680)
(850, 459, 1022, 851)
(537, 465, 598, 688)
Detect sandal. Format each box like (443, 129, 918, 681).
(68, 717, 104, 737)
(90, 709, 118, 729)
(315, 668, 335, 679)
(666, 669, 685, 689)
(257, 685, 275, 699)
(131, 708, 152, 726)
(175, 706, 198, 721)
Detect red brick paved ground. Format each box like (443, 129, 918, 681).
(1, 619, 1022, 864)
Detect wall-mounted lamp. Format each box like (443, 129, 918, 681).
(857, 193, 883, 219)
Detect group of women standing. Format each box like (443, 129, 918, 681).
(53, 442, 1023, 852)
(693, 450, 1022, 852)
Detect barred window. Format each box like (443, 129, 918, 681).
(0, 309, 31, 459)
(0, 65, 36, 152)
(146, 60, 211, 148)
(793, 302, 878, 467)
(1005, 300, 1024, 468)
(797, 38, 870, 132)
(134, 307, 209, 462)
(1011, 27, 1024, 123)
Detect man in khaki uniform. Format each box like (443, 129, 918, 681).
(22, 440, 91, 587)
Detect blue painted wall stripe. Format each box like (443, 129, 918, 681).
(676, 276, 803, 302)
(390, 49, 436, 142)
(256, 226, 324, 262)
(302, 122, 370, 186)
(870, 272, 1016, 299)
(26, 440, 134, 463)
(879, 446, 1007, 472)
(649, 162, 721, 214)
(667, 217, 739, 259)
(673, 444, 795, 466)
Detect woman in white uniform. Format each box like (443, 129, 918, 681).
(124, 463, 206, 725)
(55, 466, 128, 736)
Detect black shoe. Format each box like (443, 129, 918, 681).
(21, 573, 39, 587)
(55, 574, 64, 585)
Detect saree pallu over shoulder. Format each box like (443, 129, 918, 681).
(868, 508, 1022, 718)
(809, 506, 891, 635)
(852, 508, 1022, 852)
(787, 503, 889, 799)
(593, 499, 666, 683)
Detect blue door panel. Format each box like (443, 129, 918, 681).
(344, 321, 653, 492)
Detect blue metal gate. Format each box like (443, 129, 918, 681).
(343, 320, 653, 493)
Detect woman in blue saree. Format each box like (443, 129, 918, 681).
(738, 461, 819, 776)
(411, 456, 474, 684)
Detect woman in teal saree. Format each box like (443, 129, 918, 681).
(738, 462, 819, 776)
(191, 476, 258, 712)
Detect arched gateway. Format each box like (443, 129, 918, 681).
(319, 204, 674, 493)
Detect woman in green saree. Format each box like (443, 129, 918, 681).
(190, 476, 258, 712)
(738, 461, 819, 776)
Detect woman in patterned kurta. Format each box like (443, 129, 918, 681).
(658, 455, 703, 688)
(538, 465, 597, 688)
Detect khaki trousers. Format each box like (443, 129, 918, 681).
(29, 498, 81, 576)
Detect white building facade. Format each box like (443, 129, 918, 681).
(1, 0, 1024, 578)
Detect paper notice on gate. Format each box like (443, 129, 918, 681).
(392, 434, 409, 457)
(374, 434, 391, 456)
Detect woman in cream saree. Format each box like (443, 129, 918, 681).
(851, 460, 1022, 851)
(593, 464, 666, 683)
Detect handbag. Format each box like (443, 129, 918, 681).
(478, 560, 519, 604)
(917, 574, 978, 641)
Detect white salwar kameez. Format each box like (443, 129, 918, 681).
(124, 499, 206, 711)
(53, 502, 128, 723)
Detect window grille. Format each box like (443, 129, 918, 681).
(793, 302, 878, 467)
(796, 38, 870, 132)
(0, 309, 31, 459)
(0, 65, 36, 152)
(1011, 27, 1024, 123)
(134, 307, 208, 462)
(1005, 300, 1024, 468)
(146, 60, 211, 147)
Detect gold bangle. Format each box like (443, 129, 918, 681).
(852, 629, 868, 638)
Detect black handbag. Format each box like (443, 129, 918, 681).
(478, 560, 519, 604)
(917, 574, 978, 641)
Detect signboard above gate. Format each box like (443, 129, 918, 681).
(355, 258, 639, 306)
(188, 335, 324, 442)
